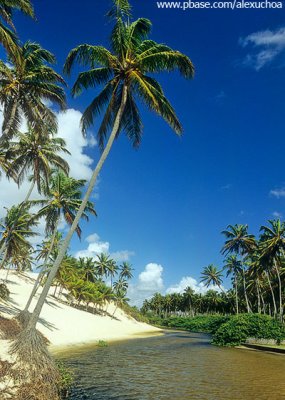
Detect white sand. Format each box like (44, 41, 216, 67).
(0, 270, 161, 352)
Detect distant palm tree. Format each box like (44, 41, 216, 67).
(200, 264, 224, 292)
(95, 253, 113, 281)
(0, 0, 34, 55)
(119, 261, 133, 280)
(21, 171, 96, 312)
(223, 255, 242, 314)
(14, 0, 194, 358)
(221, 224, 256, 313)
(78, 257, 97, 283)
(259, 219, 285, 320)
(0, 41, 66, 142)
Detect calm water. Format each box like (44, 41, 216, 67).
(57, 331, 285, 400)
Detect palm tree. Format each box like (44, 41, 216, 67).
(221, 224, 256, 313)
(0, 128, 70, 259)
(21, 171, 96, 313)
(94, 253, 113, 280)
(119, 261, 133, 280)
(107, 258, 118, 287)
(0, 204, 37, 271)
(13, 0, 194, 359)
(0, 0, 34, 56)
(77, 257, 97, 283)
(200, 264, 224, 292)
(223, 255, 242, 314)
(0, 41, 66, 142)
(259, 219, 285, 320)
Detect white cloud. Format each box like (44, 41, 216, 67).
(166, 276, 217, 295)
(57, 109, 94, 181)
(128, 263, 164, 307)
(75, 232, 135, 264)
(272, 211, 283, 218)
(240, 27, 285, 70)
(270, 187, 285, 198)
(110, 250, 135, 263)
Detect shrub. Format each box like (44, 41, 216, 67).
(212, 314, 285, 346)
(0, 283, 10, 301)
(158, 315, 229, 333)
(56, 361, 74, 398)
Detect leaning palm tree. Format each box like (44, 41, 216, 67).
(12, 0, 194, 361)
(259, 219, 285, 320)
(0, 41, 66, 142)
(200, 264, 224, 292)
(21, 171, 97, 313)
(0, 0, 34, 56)
(221, 224, 256, 313)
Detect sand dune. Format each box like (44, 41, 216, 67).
(0, 270, 161, 351)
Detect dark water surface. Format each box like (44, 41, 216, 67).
(57, 331, 285, 400)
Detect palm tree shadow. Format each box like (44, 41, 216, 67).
(37, 316, 58, 331)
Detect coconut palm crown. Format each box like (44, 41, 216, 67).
(64, 2, 194, 149)
(0, 41, 66, 142)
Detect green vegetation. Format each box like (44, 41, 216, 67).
(213, 314, 285, 346)
(148, 314, 285, 347)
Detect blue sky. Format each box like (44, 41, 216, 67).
(5, 1, 285, 303)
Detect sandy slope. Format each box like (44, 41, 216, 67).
(0, 270, 161, 350)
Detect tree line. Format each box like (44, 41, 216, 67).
(142, 223, 285, 321)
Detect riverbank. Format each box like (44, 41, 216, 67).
(0, 270, 162, 353)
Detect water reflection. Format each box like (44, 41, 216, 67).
(57, 331, 285, 400)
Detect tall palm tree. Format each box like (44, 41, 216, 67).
(200, 264, 224, 292)
(0, 41, 66, 142)
(221, 224, 256, 313)
(107, 258, 118, 287)
(21, 171, 97, 312)
(223, 255, 242, 314)
(0, 0, 34, 56)
(13, 0, 194, 358)
(259, 219, 285, 320)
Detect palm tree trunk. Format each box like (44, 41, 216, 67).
(265, 270, 277, 317)
(234, 275, 239, 315)
(23, 220, 59, 312)
(0, 180, 35, 260)
(256, 279, 261, 314)
(242, 266, 251, 313)
(274, 261, 283, 321)
(24, 85, 128, 332)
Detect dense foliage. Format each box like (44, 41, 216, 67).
(213, 314, 285, 346)
(148, 314, 285, 346)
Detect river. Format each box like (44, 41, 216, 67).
(57, 331, 285, 399)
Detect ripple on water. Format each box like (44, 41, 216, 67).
(58, 332, 285, 400)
